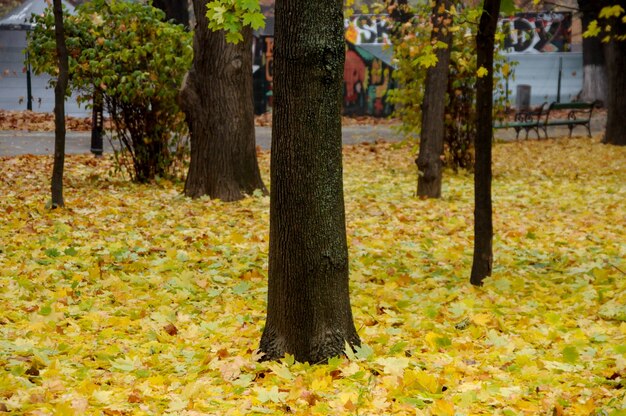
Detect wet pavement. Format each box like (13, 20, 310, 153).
(0, 116, 607, 157)
(0, 125, 405, 157)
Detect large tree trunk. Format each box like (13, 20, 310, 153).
(578, 0, 607, 104)
(470, 0, 500, 286)
(50, 0, 68, 209)
(603, 39, 626, 146)
(180, 2, 266, 201)
(259, 0, 360, 363)
(153, 0, 189, 28)
(416, 0, 453, 198)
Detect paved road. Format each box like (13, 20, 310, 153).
(0, 125, 403, 156)
(0, 116, 607, 156)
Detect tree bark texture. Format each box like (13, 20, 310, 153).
(259, 0, 360, 363)
(603, 38, 626, 146)
(470, 0, 500, 286)
(578, 0, 607, 104)
(153, 0, 189, 28)
(416, 0, 453, 198)
(180, 3, 266, 201)
(51, 0, 68, 209)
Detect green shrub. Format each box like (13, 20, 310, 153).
(28, 0, 193, 182)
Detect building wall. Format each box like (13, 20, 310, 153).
(0, 29, 86, 116)
(252, 34, 396, 117)
(500, 52, 583, 107)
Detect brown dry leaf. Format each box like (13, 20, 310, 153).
(0, 110, 101, 131)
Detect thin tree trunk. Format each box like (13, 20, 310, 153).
(603, 38, 626, 146)
(470, 0, 500, 286)
(416, 0, 453, 198)
(50, 0, 68, 208)
(259, 0, 360, 363)
(180, 2, 266, 201)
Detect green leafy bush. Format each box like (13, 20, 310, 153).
(28, 0, 193, 182)
(388, 4, 510, 171)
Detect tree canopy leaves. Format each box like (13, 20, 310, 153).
(205, 0, 265, 44)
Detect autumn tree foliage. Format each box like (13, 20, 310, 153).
(389, 3, 509, 194)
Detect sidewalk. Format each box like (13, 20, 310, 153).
(0, 125, 403, 156)
(0, 116, 607, 157)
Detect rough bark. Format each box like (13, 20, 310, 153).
(259, 0, 360, 363)
(50, 0, 68, 209)
(470, 0, 500, 286)
(153, 0, 189, 28)
(180, 2, 266, 201)
(416, 0, 453, 198)
(603, 38, 626, 146)
(578, 0, 607, 104)
(578, 0, 626, 146)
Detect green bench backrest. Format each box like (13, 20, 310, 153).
(549, 102, 594, 111)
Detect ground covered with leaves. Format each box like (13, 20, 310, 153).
(1, 136, 625, 415)
(0, 110, 396, 131)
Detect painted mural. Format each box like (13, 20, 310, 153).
(252, 14, 395, 117)
(252, 36, 273, 115)
(343, 42, 393, 117)
(499, 12, 572, 53)
(344, 14, 392, 45)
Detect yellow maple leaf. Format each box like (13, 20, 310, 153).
(311, 374, 332, 391)
(476, 66, 489, 78)
(471, 313, 491, 326)
(431, 398, 455, 416)
(416, 371, 439, 394)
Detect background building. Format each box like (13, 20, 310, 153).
(0, 0, 586, 117)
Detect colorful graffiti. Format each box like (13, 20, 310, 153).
(252, 34, 395, 117)
(252, 36, 273, 115)
(344, 14, 392, 45)
(499, 12, 572, 53)
(343, 43, 393, 117)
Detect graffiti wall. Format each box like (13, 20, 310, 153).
(343, 42, 393, 117)
(252, 36, 273, 115)
(252, 29, 395, 117)
(344, 14, 392, 45)
(499, 12, 572, 53)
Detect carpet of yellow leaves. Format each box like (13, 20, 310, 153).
(1, 136, 625, 415)
(0, 110, 396, 131)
